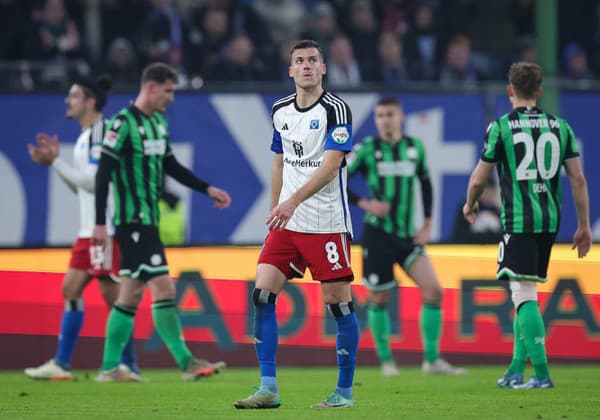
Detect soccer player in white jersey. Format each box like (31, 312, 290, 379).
(234, 40, 359, 409)
(25, 75, 140, 381)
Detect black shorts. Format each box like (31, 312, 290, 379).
(361, 224, 425, 291)
(115, 224, 169, 282)
(497, 232, 556, 283)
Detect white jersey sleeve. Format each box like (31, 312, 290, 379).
(271, 92, 353, 236)
(58, 117, 114, 238)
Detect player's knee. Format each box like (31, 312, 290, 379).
(252, 288, 277, 306)
(327, 302, 355, 318)
(368, 290, 390, 307)
(61, 283, 80, 301)
(510, 280, 538, 309)
(423, 284, 443, 303)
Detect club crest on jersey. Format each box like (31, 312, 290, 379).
(157, 124, 166, 136)
(139, 126, 145, 135)
(407, 147, 418, 159)
(331, 126, 350, 144)
(310, 119, 320, 129)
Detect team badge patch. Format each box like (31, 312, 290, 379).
(331, 126, 350, 144)
(407, 147, 418, 159)
(310, 119, 320, 129)
(103, 131, 118, 147)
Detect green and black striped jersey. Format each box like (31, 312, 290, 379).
(101, 105, 173, 227)
(481, 106, 580, 234)
(348, 135, 429, 238)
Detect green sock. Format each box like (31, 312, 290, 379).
(507, 314, 527, 375)
(102, 304, 135, 371)
(367, 304, 392, 363)
(152, 299, 193, 370)
(518, 301, 549, 380)
(420, 302, 441, 363)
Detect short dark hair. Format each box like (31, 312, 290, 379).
(289, 39, 325, 63)
(141, 62, 179, 85)
(376, 96, 402, 108)
(508, 62, 543, 99)
(75, 74, 112, 111)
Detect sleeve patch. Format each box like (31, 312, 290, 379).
(331, 126, 350, 144)
(103, 130, 118, 148)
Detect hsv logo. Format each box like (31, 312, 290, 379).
(292, 141, 304, 158)
(310, 119, 320, 130)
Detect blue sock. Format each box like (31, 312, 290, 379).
(120, 334, 139, 373)
(55, 299, 84, 369)
(330, 302, 359, 400)
(253, 289, 278, 394)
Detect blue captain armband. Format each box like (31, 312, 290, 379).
(325, 124, 352, 151)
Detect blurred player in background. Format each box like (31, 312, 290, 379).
(234, 40, 358, 410)
(464, 62, 592, 389)
(93, 62, 231, 382)
(25, 74, 139, 381)
(348, 96, 466, 376)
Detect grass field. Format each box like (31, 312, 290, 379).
(1, 366, 599, 419)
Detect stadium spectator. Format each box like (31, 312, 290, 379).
(464, 61, 591, 389)
(24, 0, 81, 61)
(93, 62, 231, 382)
(253, 0, 306, 45)
(439, 35, 483, 86)
(234, 40, 358, 409)
(266, 37, 298, 83)
(378, 0, 412, 35)
(139, 0, 189, 74)
(187, 7, 231, 78)
(451, 176, 501, 244)
(192, 0, 272, 63)
(300, 1, 338, 54)
(105, 37, 139, 88)
(347, 96, 467, 377)
(345, 0, 381, 82)
(374, 31, 414, 86)
(403, 2, 440, 80)
(325, 34, 362, 87)
(204, 34, 269, 82)
(562, 43, 593, 80)
(24, 74, 140, 381)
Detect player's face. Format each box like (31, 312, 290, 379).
(289, 47, 326, 89)
(374, 104, 403, 139)
(65, 85, 91, 120)
(150, 80, 176, 113)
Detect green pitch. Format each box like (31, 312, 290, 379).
(1, 366, 599, 419)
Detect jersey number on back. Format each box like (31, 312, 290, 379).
(514, 132, 560, 180)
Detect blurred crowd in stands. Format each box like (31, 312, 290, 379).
(1, 0, 599, 91)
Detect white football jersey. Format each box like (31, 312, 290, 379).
(72, 117, 113, 237)
(271, 91, 353, 235)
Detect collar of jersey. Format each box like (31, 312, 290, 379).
(294, 91, 327, 113)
